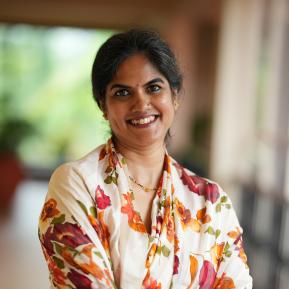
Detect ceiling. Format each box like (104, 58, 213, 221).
(0, 0, 221, 29)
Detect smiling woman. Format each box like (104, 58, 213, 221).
(104, 54, 176, 150)
(38, 29, 253, 289)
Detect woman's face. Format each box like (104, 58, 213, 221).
(103, 53, 177, 149)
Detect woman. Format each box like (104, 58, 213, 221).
(38, 29, 252, 289)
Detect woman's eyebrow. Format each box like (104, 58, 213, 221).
(110, 83, 131, 90)
(110, 78, 164, 90)
(145, 78, 164, 86)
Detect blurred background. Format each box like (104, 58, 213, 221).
(0, 0, 288, 288)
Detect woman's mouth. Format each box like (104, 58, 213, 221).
(128, 115, 159, 127)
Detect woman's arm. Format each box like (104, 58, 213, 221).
(38, 163, 116, 289)
(213, 192, 253, 289)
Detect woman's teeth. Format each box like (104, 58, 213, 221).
(130, 115, 156, 125)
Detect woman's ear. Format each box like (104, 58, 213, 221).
(99, 101, 108, 119)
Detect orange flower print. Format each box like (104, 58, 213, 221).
(40, 198, 60, 222)
(210, 243, 225, 271)
(213, 273, 235, 289)
(227, 227, 241, 239)
(228, 228, 248, 267)
(175, 198, 200, 232)
(166, 215, 175, 243)
(173, 234, 180, 275)
(88, 211, 110, 254)
(47, 257, 66, 286)
(121, 192, 146, 233)
(142, 270, 162, 289)
(79, 244, 105, 280)
(163, 154, 171, 174)
(146, 243, 157, 268)
(99, 146, 107, 161)
(196, 207, 211, 225)
(187, 255, 198, 289)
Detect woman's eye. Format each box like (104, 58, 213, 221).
(148, 85, 161, 93)
(115, 89, 129, 97)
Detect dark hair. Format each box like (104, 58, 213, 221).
(91, 29, 182, 109)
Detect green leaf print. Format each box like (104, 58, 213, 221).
(51, 214, 65, 224)
(77, 200, 88, 216)
(54, 242, 63, 255)
(161, 245, 171, 257)
(223, 242, 232, 258)
(206, 226, 215, 235)
(225, 251, 232, 257)
(157, 246, 162, 255)
(215, 229, 221, 239)
(94, 251, 103, 259)
(220, 196, 227, 203)
(53, 256, 64, 269)
(112, 177, 117, 185)
(105, 167, 112, 174)
(216, 196, 231, 213)
(104, 176, 112, 184)
(216, 203, 221, 212)
(90, 206, 97, 217)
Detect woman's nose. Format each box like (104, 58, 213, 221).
(132, 90, 151, 110)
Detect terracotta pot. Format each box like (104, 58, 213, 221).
(0, 152, 24, 212)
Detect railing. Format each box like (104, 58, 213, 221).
(240, 184, 289, 289)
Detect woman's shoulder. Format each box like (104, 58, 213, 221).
(171, 159, 225, 205)
(49, 142, 106, 186)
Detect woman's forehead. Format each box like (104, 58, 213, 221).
(110, 54, 166, 85)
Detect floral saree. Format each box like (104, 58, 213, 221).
(38, 139, 252, 289)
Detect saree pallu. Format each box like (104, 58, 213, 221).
(38, 139, 253, 289)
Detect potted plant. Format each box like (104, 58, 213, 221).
(0, 116, 34, 214)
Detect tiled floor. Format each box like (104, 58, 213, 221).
(0, 180, 50, 289)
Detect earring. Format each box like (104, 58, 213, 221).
(174, 99, 179, 110)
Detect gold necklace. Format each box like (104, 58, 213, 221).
(128, 175, 158, 193)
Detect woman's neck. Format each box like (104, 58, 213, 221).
(114, 139, 166, 189)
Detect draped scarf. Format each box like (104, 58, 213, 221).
(39, 139, 252, 289)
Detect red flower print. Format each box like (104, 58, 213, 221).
(40, 198, 60, 222)
(42, 222, 91, 256)
(174, 163, 220, 204)
(67, 269, 92, 289)
(163, 154, 171, 173)
(173, 255, 180, 275)
(95, 185, 111, 209)
(231, 232, 248, 267)
(156, 216, 163, 235)
(199, 260, 217, 289)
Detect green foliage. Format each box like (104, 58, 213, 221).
(0, 24, 114, 166)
